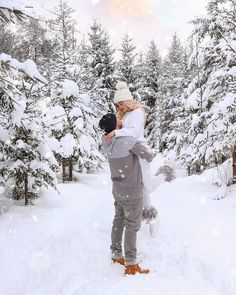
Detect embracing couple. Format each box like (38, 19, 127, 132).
(99, 82, 165, 276)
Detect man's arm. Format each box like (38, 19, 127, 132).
(99, 135, 109, 156)
(130, 143, 154, 162)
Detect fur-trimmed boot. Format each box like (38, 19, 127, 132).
(156, 165, 175, 182)
(125, 264, 150, 275)
(142, 206, 158, 222)
(112, 257, 125, 265)
(142, 206, 159, 237)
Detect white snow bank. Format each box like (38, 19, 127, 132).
(0, 165, 235, 295)
(0, 196, 14, 214)
(201, 158, 232, 187)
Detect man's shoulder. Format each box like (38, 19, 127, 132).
(103, 136, 137, 159)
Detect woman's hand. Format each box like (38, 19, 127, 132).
(104, 130, 116, 143)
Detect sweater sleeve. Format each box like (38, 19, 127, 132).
(114, 109, 144, 139)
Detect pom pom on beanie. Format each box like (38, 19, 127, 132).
(116, 81, 128, 90)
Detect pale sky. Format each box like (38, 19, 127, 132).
(31, 0, 208, 56)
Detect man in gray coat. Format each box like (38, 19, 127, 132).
(99, 113, 154, 275)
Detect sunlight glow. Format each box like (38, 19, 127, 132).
(91, 0, 100, 5)
(110, 0, 158, 17)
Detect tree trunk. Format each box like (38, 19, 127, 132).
(24, 172, 29, 206)
(233, 145, 236, 184)
(62, 158, 66, 183)
(187, 166, 191, 176)
(69, 159, 73, 182)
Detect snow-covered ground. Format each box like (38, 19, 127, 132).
(0, 156, 236, 295)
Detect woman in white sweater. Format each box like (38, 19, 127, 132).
(104, 82, 165, 224)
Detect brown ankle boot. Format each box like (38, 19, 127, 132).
(125, 264, 150, 275)
(112, 257, 125, 265)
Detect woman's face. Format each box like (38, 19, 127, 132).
(116, 101, 127, 112)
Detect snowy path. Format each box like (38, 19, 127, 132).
(0, 168, 236, 295)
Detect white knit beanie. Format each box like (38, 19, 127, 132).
(113, 81, 133, 104)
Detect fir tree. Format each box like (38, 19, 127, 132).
(46, 80, 104, 179)
(117, 34, 138, 95)
(142, 41, 162, 149)
(46, 2, 104, 179)
(76, 39, 90, 92)
(177, 0, 236, 176)
(48, 0, 77, 82)
(45, 0, 78, 181)
(0, 55, 58, 204)
(0, 23, 17, 56)
(134, 52, 146, 102)
(13, 18, 54, 68)
(0, 2, 59, 204)
(159, 33, 186, 154)
(86, 19, 116, 112)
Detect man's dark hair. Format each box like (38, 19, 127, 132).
(99, 113, 117, 134)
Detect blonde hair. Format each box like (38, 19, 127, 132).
(116, 100, 147, 121)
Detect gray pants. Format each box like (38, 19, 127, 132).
(110, 197, 143, 265)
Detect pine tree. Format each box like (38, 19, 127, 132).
(142, 41, 162, 149)
(0, 2, 30, 121)
(0, 54, 58, 204)
(0, 3, 35, 168)
(46, 80, 104, 180)
(71, 93, 105, 174)
(0, 23, 17, 56)
(45, 2, 104, 179)
(0, 2, 58, 204)
(13, 18, 54, 68)
(144, 41, 162, 107)
(177, 0, 236, 176)
(118, 34, 139, 96)
(48, 0, 77, 81)
(159, 33, 186, 154)
(45, 0, 78, 181)
(86, 19, 116, 112)
(133, 52, 146, 103)
(76, 39, 90, 92)
(164, 44, 194, 160)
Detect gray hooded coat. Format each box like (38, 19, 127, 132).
(101, 136, 154, 201)
(101, 136, 154, 264)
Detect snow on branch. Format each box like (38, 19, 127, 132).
(62, 80, 79, 98)
(0, 0, 32, 23)
(0, 53, 47, 84)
